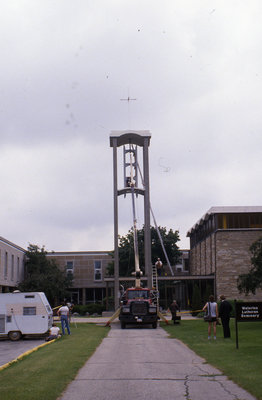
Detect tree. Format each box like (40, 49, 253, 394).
(237, 237, 262, 295)
(107, 226, 180, 277)
(18, 244, 73, 306)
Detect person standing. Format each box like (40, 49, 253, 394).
(57, 302, 71, 335)
(219, 295, 232, 338)
(155, 258, 163, 276)
(202, 295, 218, 340)
(170, 300, 180, 324)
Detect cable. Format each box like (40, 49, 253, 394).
(132, 146, 174, 276)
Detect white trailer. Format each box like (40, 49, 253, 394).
(0, 292, 53, 340)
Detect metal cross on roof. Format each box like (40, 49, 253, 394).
(120, 92, 137, 127)
(120, 96, 137, 102)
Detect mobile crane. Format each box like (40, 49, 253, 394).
(107, 137, 168, 328)
(118, 167, 158, 328)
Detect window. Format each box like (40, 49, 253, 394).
(250, 213, 262, 228)
(127, 290, 149, 299)
(11, 255, 14, 280)
(0, 316, 4, 333)
(4, 252, 8, 278)
(6, 316, 12, 323)
(66, 261, 74, 276)
(184, 258, 189, 271)
(17, 257, 20, 281)
(94, 260, 102, 281)
(217, 213, 262, 230)
(23, 307, 36, 315)
(45, 304, 51, 313)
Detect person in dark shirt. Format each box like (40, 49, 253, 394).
(219, 295, 232, 338)
(170, 300, 180, 324)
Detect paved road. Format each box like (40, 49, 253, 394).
(59, 323, 256, 400)
(0, 338, 45, 367)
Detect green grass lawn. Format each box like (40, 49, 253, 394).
(162, 319, 262, 400)
(0, 324, 109, 400)
(1, 320, 261, 400)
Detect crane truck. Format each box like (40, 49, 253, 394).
(119, 286, 158, 329)
(118, 158, 158, 329)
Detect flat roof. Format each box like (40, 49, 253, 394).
(0, 236, 25, 253)
(187, 206, 262, 236)
(110, 130, 151, 147)
(47, 251, 111, 257)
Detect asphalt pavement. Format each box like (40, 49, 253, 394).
(0, 338, 45, 368)
(58, 323, 256, 400)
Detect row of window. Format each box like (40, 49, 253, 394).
(0, 250, 23, 282)
(66, 260, 103, 281)
(190, 213, 262, 247)
(217, 213, 262, 229)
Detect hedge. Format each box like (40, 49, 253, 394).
(72, 303, 105, 316)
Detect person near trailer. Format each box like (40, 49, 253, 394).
(57, 302, 71, 335)
(169, 299, 180, 324)
(219, 295, 232, 338)
(202, 295, 218, 340)
(45, 323, 61, 341)
(66, 301, 74, 322)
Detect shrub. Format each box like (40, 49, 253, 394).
(72, 303, 105, 316)
(86, 303, 105, 315)
(102, 296, 115, 311)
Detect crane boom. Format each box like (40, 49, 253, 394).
(129, 148, 142, 287)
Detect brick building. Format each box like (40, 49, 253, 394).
(187, 206, 262, 301)
(0, 236, 25, 293)
(2, 205, 262, 305)
(0, 237, 113, 306)
(47, 251, 113, 305)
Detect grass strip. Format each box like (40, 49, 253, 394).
(0, 323, 109, 400)
(162, 319, 262, 400)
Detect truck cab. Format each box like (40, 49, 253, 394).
(119, 287, 158, 329)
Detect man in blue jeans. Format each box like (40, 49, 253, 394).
(57, 302, 71, 335)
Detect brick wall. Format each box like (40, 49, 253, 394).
(189, 230, 262, 301)
(190, 235, 214, 276)
(48, 252, 112, 288)
(216, 230, 262, 301)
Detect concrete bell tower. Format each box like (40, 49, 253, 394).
(110, 130, 152, 310)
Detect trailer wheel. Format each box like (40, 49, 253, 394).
(152, 321, 157, 329)
(121, 321, 126, 329)
(8, 331, 22, 341)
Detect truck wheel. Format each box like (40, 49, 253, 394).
(121, 322, 126, 329)
(8, 331, 22, 341)
(152, 322, 157, 329)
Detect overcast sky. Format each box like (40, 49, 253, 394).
(1, 0, 262, 253)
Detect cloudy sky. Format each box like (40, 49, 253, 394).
(1, 0, 262, 252)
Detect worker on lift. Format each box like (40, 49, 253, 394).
(155, 258, 163, 276)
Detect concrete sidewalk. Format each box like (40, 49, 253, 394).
(58, 323, 256, 400)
